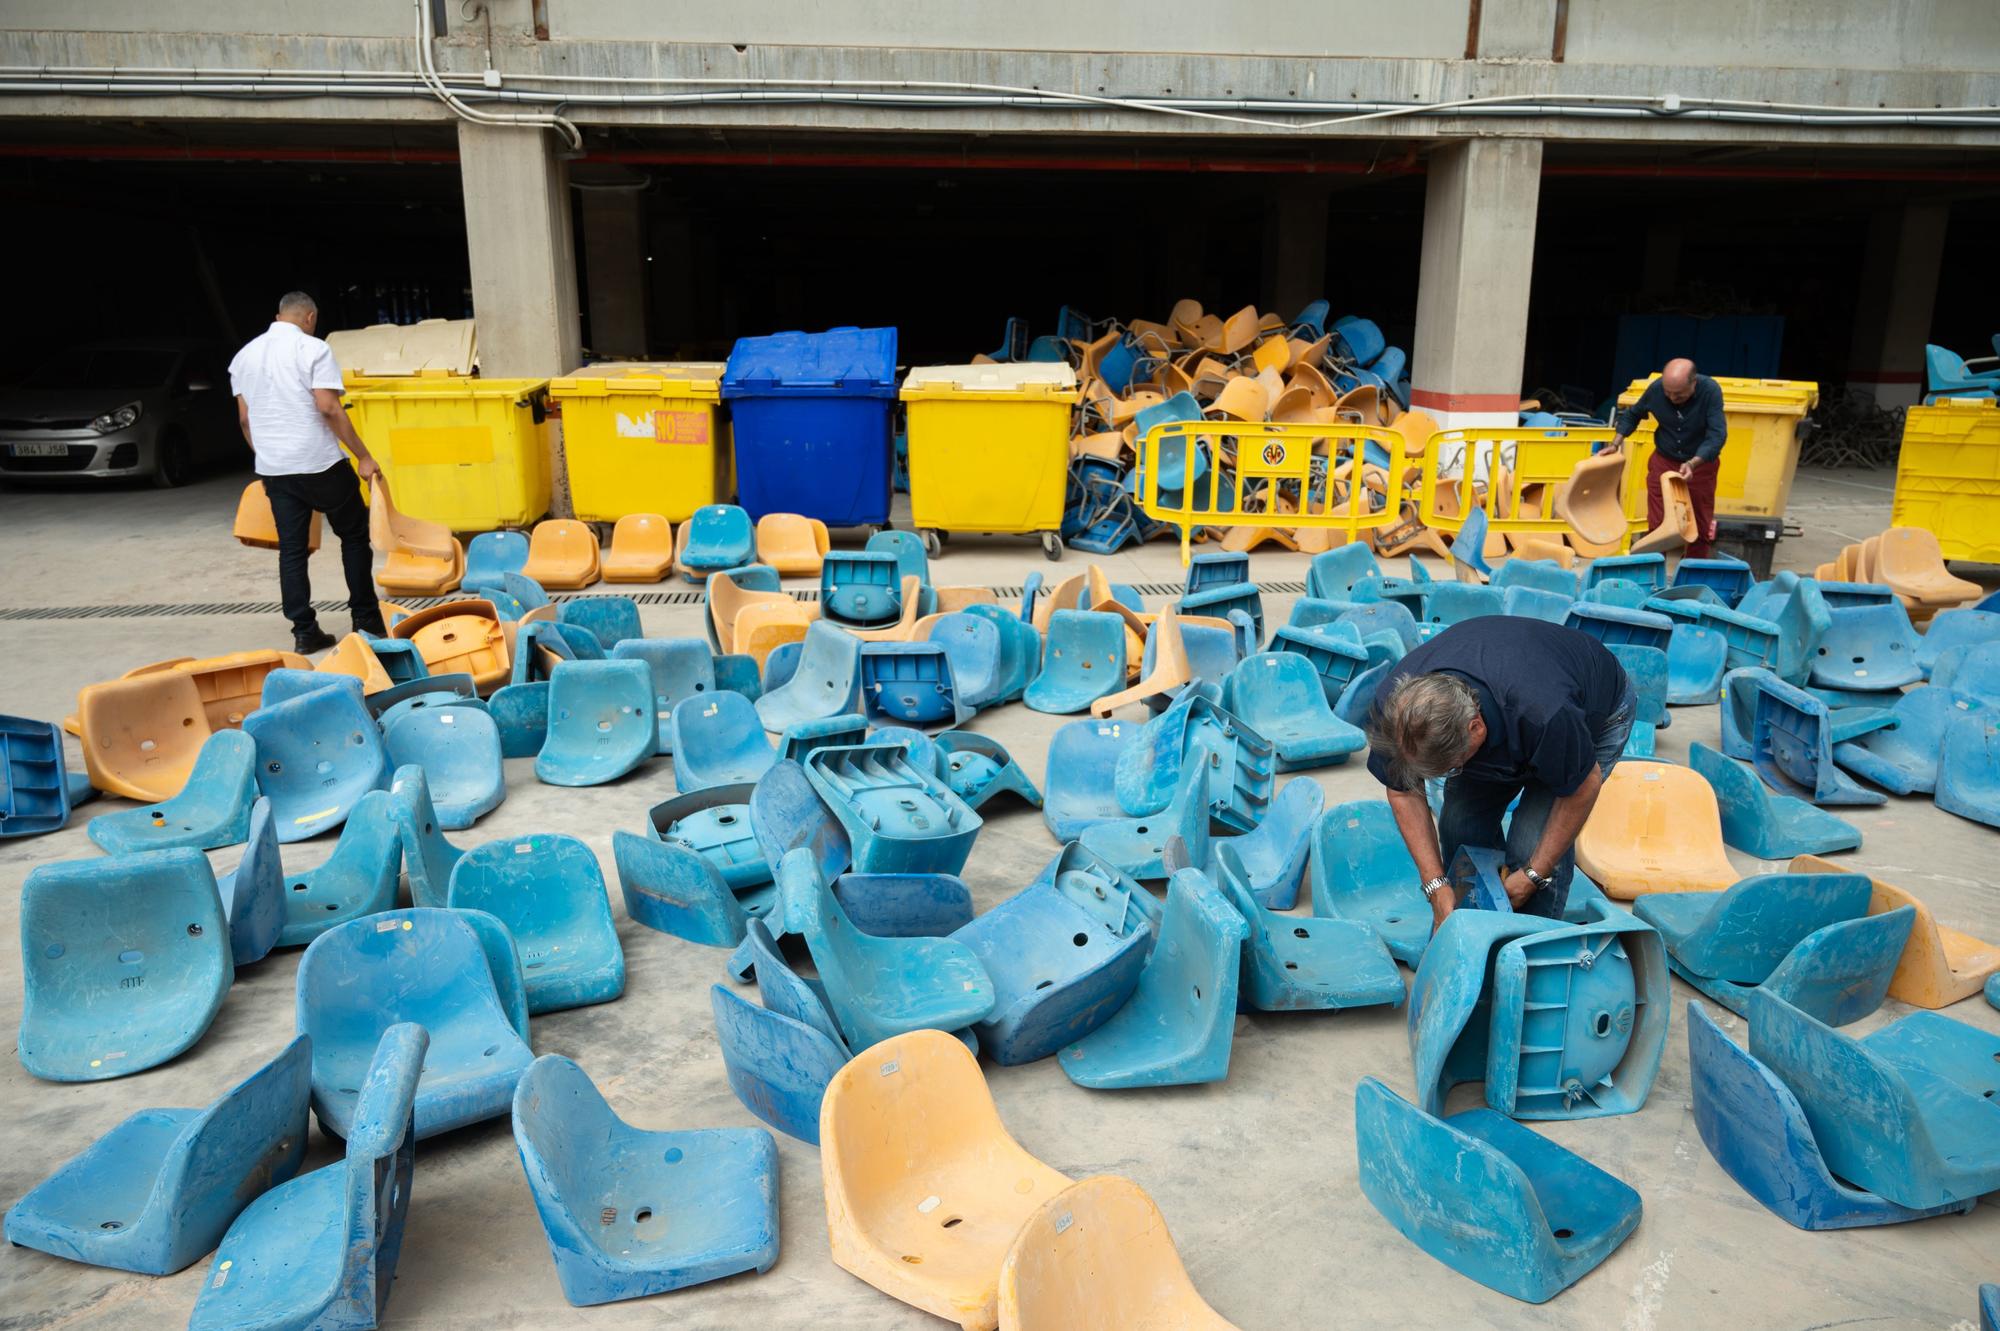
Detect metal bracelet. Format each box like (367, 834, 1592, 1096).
(1420, 876, 1451, 901)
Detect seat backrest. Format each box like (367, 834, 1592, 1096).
(1220, 651, 1327, 726)
(510, 1053, 614, 1211)
(865, 529, 931, 588)
(77, 669, 215, 801)
(998, 1175, 1225, 1330)
(744, 916, 848, 1052)
(168, 1033, 312, 1213)
(819, 1025, 1017, 1178)
(242, 684, 388, 841)
(298, 908, 516, 1065)
(528, 519, 596, 568)
(464, 530, 530, 585)
(1746, 991, 1925, 1195)
(1555, 450, 1628, 547)
(1426, 583, 1505, 626)
(1684, 872, 1873, 980)
(448, 832, 605, 947)
(609, 512, 672, 558)
(1353, 1075, 1551, 1254)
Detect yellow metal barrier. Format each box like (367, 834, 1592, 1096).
(1137, 419, 1406, 565)
(1417, 426, 1643, 549)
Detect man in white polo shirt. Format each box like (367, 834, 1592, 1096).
(229, 291, 385, 653)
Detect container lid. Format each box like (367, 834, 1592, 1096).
(1618, 373, 1818, 414)
(548, 361, 725, 398)
(721, 327, 899, 398)
(342, 376, 549, 399)
(900, 362, 1079, 402)
(326, 318, 478, 377)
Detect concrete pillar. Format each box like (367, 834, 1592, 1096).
(1846, 201, 1949, 407)
(1262, 184, 1329, 319)
(457, 121, 581, 377)
(1409, 138, 1544, 429)
(579, 187, 649, 359)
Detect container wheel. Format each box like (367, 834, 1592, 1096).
(920, 529, 943, 558)
(1041, 532, 1065, 561)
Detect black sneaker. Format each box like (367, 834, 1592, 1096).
(293, 625, 337, 654)
(350, 612, 388, 639)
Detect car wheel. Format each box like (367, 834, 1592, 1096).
(151, 433, 192, 489)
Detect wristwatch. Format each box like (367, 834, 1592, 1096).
(1420, 876, 1451, 901)
(1522, 866, 1554, 892)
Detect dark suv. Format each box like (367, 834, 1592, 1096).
(0, 340, 239, 487)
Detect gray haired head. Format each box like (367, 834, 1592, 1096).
(277, 291, 317, 318)
(1367, 672, 1481, 788)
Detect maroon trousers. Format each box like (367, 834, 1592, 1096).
(1648, 449, 1719, 559)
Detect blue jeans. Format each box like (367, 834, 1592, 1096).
(1436, 682, 1637, 919)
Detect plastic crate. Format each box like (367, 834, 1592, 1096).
(1891, 401, 2000, 563)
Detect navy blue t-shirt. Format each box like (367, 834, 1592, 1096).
(1366, 618, 1627, 796)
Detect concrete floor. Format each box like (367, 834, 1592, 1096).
(0, 465, 1994, 1330)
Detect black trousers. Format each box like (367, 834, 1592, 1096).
(262, 460, 379, 632)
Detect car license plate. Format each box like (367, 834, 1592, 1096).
(10, 442, 70, 458)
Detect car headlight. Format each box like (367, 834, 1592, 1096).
(90, 402, 142, 434)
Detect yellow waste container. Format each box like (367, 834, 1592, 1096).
(1615, 375, 1819, 522)
(1892, 399, 2000, 563)
(546, 363, 731, 523)
(901, 363, 1080, 559)
(331, 319, 553, 531)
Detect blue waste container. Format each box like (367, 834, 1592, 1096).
(721, 327, 899, 528)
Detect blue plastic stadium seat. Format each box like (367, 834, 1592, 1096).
(763, 639, 803, 691)
(1686, 1001, 1975, 1230)
(1582, 578, 1652, 610)
(679, 504, 756, 581)
(1605, 643, 1669, 758)
(1025, 610, 1127, 715)
(1079, 762, 1208, 882)
(1828, 686, 1982, 796)
(511, 1054, 778, 1306)
(1353, 1075, 1641, 1304)
(779, 848, 993, 1052)
(961, 604, 1041, 704)
(297, 908, 531, 1140)
(1985, 1282, 2000, 1331)
(1753, 675, 1888, 805)
(1220, 652, 1365, 770)
(1633, 870, 1869, 983)
(1428, 583, 1508, 625)
(711, 925, 850, 1144)
(776, 713, 870, 768)
(243, 684, 388, 844)
(1937, 711, 2000, 828)
(648, 782, 768, 893)
(217, 797, 285, 966)
(1923, 342, 2000, 402)
(1310, 801, 1432, 966)
(271, 788, 400, 949)
(1760, 571, 1833, 683)
(1748, 992, 2000, 1210)
(1332, 315, 1386, 366)
(806, 743, 980, 875)
(1492, 558, 1580, 599)
(86, 727, 256, 854)
(1042, 717, 1135, 842)
(754, 620, 862, 734)
(378, 704, 503, 831)
(951, 846, 1156, 1065)
(1698, 603, 1783, 673)
(1178, 582, 1264, 646)
(384, 765, 464, 909)
(859, 642, 971, 727)
(1500, 585, 1573, 624)
(1580, 553, 1664, 597)
(534, 658, 655, 788)
(1269, 627, 1369, 708)
(934, 730, 1042, 811)
(1688, 742, 1860, 858)
(1665, 621, 1729, 705)
(187, 1024, 426, 1331)
(614, 829, 750, 948)
(1306, 544, 1380, 601)
(748, 758, 852, 889)
(479, 570, 550, 622)
(1718, 666, 1770, 760)
(1917, 608, 2000, 677)
(1563, 602, 1673, 653)
(1200, 775, 1322, 910)
(821, 551, 905, 627)
(1811, 601, 1922, 691)
(0, 713, 71, 838)
(1814, 580, 1898, 611)
(1060, 867, 1247, 1090)
(1447, 507, 1496, 581)
(464, 530, 531, 588)
(1189, 550, 1252, 595)
(1933, 640, 2000, 706)
(670, 691, 777, 793)
(1114, 682, 1275, 833)
(866, 528, 932, 591)
(449, 833, 624, 1015)
(1333, 660, 1391, 731)
(260, 667, 361, 710)
(1672, 556, 1753, 606)
(1337, 600, 1421, 653)
(922, 613, 1004, 711)
(19, 848, 232, 1083)
(1210, 842, 1402, 1012)
(609, 638, 714, 755)
(364, 672, 477, 722)
(4, 1035, 309, 1274)
(1409, 906, 1668, 1119)
(558, 596, 644, 651)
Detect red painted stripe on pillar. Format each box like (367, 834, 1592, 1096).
(1409, 388, 1522, 412)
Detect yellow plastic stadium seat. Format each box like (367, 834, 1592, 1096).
(1286, 362, 1336, 411)
(1032, 573, 1089, 638)
(1789, 855, 2000, 1008)
(390, 599, 511, 693)
(1555, 451, 1629, 549)
(1874, 526, 1982, 607)
(821, 1030, 1071, 1331)
(998, 1176, 1237, 1331)
(1392, 408, 1440, 459)
(602, 513, 676, 583)
(755, 513, 831, 576)
(1631, 470, 1698, 557)
(1251, 337, 1290, 376)
(1576, 761, 1740, 899)
(1290, 333, 1331, 370)
(368, 476, 464, 595)
(1091, 608, 1192, 718)
(1207, 376, 1268, 423)
(1507, 534, 1577, 567)
(732, 600, 816, 667)
(63, 658, 195, 735)
(174, 651, 312, 732)
(521, 519, 602, 590)
(233, 480, 320, 552)
(1219, 306, 1261, 356)
(317, 634, 394, 694)
(708, 571, 802, 655)
(77, 670, 216, 803)
(1332, 384, 1382, 427)
(935, 587, 1000, 613)
(1168, 299, 1204, 341)
(847, 577, 927, 644)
